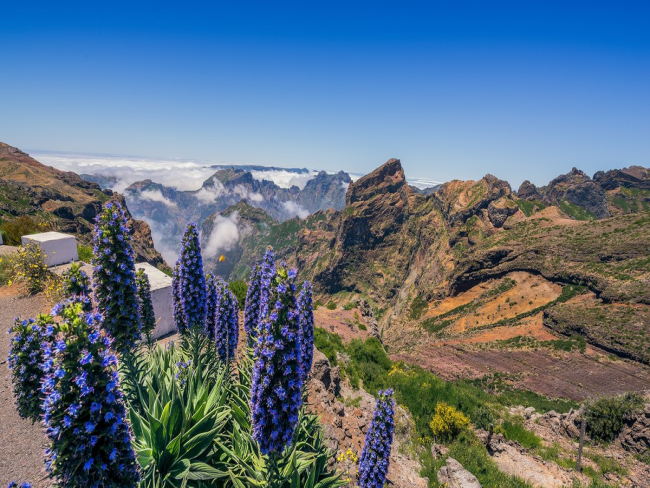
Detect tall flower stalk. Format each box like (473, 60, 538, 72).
(171, 263, 186, 333)
(177, 223, 207, 332)
(358, 389, 395, 488)
(7, 315, 55, 422)
(205, 273, 218, 340)
(244, 264, 262, 343)
(92, 202, 141, 353)
(214, 280, 239, 361)
(136, 268, 156, 344)
(40, 300, 140, 487)
(298, 281, 314, 384)
(250, 262, 303, 456)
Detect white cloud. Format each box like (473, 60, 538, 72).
(203, 212, 240, 258)
(194, 181, 226, 203)
(32, 152, 225, 191)
(250, 169, 317, 189)
(406, 177, 444, 190)
(140, 218, 180, 264)
(233, 184, 264, 202)
(340, 181, 350, 191)
(282, 200, 310, 219)
(138, 189, 177, 208)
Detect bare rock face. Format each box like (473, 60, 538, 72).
(619, 404, 650, 454)
(534, 409, 584, 440)
(357, 298, 381, 340)
(540, 167, 610, 219)
(487, 197, 519, 228)
(310, 349, 341, 396)
(437, 457, 482, 488)
(517, 180, 541, 200)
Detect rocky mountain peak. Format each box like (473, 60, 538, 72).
(517, 180, 541, 200)
(346, 158, 406, 205)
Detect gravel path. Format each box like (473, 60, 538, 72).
(0, 287, 53, 487)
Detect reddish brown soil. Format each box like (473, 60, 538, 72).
(314, 307, 370, 343)
(392, 344, 650, 401)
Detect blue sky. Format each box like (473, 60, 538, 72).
(1, 1, 649, 187)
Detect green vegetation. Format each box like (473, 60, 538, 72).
(409, 294, 428, 320)
(77, 244, 93, 263)
(0, 253, 13, 286)
(313, 328, 578, 486)
(585, 392, 644, 443)
(515, 198, 546, 217)
(326, 300, 337, 310)
(343, 302, 356, 311)
(422, 432, 532, 488)
(496, 419, 541, 449)
(229, 279, 248, 310)
(1, 215, 50, 245)
(559, 200, 597, 221)
(490, 335, 587, 354)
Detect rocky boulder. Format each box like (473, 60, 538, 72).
(619, 403, 650, 454)
(437, 457, 482, 488)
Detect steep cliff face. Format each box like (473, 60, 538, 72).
(539, 167, 611, 220)
(0, 142, 166, 268)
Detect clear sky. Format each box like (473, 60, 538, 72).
(1, 1, 649, 187)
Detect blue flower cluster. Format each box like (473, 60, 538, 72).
(136, 268, 156, 342)
(205, 273, 219, 340)
(358, 389, 395, 488)
(40, 300, 140, 487)
(243, 264, 262, 342)
(297, 281, 314, 384)
(7, 314, 55, 422)
(92, 201, 141, 353)
(7, 482, 32, 488)
(214, 280, 239, 361)
(250, 259, 303, 455)
(61, 262, 92, 310)
(176, 223, 207, 332)
(171, 264, 186, 332)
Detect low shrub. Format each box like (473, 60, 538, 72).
(326, 300, 337, 310)
(343, 301, 356, 311)
(10, 243, 50, 294)
(586, 392, 644, 443)
(429, 402, 470, 442)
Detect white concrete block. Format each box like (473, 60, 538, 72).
(135, 262, 176, 338)
(21, 232, 78, 267)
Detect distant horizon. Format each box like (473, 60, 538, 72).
(27, 146, 645, 191)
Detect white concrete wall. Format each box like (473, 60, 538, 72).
(21, 232, 78, 267)
(135, 262, 176, 338)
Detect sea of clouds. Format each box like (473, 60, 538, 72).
(33, 151, 322, 192)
